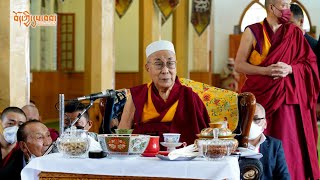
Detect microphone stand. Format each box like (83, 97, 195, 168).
(59, 94, 65, 135)
(70, 99, 94, 127)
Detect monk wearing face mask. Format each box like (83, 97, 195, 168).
(235, 0, 319, 179)
(248, 103, 290, 180)
(0, 107, 27, 180)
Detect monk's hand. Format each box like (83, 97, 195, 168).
(110, 118, 119, 128)
(270, 62, 292, 79)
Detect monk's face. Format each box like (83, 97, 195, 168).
(146, 50, 177, 90)
(268, 0, 291, 18)
(20, 122, 52, 157)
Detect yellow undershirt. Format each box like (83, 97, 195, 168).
(248, 21, 271, 65)
(141, 83, 179, 123)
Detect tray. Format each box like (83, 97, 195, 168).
(156, 154, 197, 161)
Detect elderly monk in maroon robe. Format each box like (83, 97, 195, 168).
(118, 40, 210, 145)
(235, 0, 320, 179)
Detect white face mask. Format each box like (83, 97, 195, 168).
(24, 142, 37, 163)
(28, 153, 37, 163)
(3, 126, 19, 144)
(248, 122, 264, 140)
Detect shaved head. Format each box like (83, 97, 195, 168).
(265, 0, 275, 8)
(22, 105, 40, 121)
(255, 103, 266, 117)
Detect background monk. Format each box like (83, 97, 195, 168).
(289, 4, 317, 51)
(22, 104, 59, 141)
(234, 0, 320, 179)
(0, 107, 27, 180)
(118, 40, 210, 145)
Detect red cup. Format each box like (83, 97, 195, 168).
(142, 136, 160, 157)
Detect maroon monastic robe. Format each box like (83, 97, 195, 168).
(131, 78, 210, 145)
(242, 19, 320, 180)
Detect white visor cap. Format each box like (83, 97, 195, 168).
(146, 40, 175, 58)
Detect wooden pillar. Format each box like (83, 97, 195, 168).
(85, 0, 115, 94)
(172, 0, 189, 78)
(193, 29, 210, 71)
(0, 0, 30, 109)
(30, 0, 41, 70)
(139, 0, 161, 84)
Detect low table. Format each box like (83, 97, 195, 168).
(21, 153, 240, 180)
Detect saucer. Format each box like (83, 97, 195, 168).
(141, 152, 158, 157)
(160, 142, 183, 147)
(160, 142, 183, 152)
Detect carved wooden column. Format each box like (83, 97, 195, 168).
(0, 0, 30, 109)
(85, 0, 115, 94)
(193, 29, 210, 71)
(30, 0, 41, 70)
(173, 0, 189, 78)
(139, 0, 161, 84)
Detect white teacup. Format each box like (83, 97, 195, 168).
(163, 133, 180, 143)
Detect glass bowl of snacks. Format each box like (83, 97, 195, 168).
(57, 128, 90, 158)
(202, 128, 233, 160)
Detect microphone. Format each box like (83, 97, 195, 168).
(74, 90, 116, 101)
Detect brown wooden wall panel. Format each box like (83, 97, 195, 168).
(115, 72, 140, 89)
(30, 72, 84, 122)
(229, 34, 246, 92)
(211, 73, 222, 88)
(190, 72, 212, 85)
(229, 34, 242, 59)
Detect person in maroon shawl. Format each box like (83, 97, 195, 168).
(22, 104, 59, 141)
(118, 40, 210, 145)
(234, 0, 320, 179)
(0, 107, 27, 180)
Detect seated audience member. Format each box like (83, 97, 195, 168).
(21, 104, 39, 121)
(0, 107, 27, 180)
(22, 104, 59, 141)
(290, 4, 317, 50)
(118, 40, 210, 145)
(248, 103, 290, 180)
(17, 120, 57, 166)
(64, 101, 98, 141)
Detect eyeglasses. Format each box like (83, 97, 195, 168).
(148, 61, 177, 70)
(253, 117, 265, 124)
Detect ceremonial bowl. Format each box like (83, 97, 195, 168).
(98, 134, 150, 158)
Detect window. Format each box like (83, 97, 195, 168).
(57, 13, 75, 71)
(240, 3, 266, 32)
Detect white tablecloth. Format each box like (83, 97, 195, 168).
(21, 153, 240, 180)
